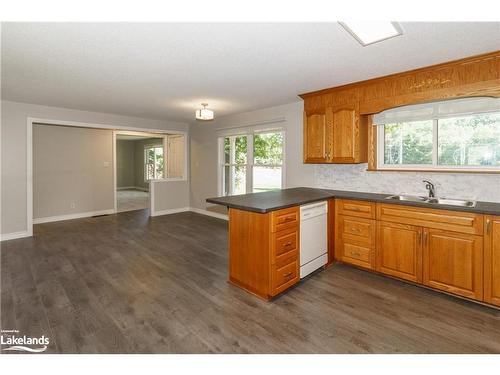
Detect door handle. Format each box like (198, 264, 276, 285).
(486, 219, 491, 235)
(417, 230, 422, 246)
(423, 230, 428, 245)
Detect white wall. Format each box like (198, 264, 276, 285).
(33, 124, 114, 220)
(189, 101, 316, 212)
(150, 180, 190, 216)
(1, 100, 189, 237)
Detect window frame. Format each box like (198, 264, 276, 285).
(218, 129, 286, 196)
(376, 114, 500, 171)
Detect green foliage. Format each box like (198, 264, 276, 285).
(384, 114, 500, 167)
(254, 132, 283, 165)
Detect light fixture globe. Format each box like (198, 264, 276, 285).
(195, 103, 214, 121)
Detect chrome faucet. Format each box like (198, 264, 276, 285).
(423, 180, 436, 198)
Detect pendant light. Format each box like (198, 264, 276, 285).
(195, 103, 214, 121)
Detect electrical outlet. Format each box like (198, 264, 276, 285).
(70, 202, 76, 209)
(103, 161, 111, 167)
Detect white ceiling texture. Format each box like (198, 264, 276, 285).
(2, 22, 499, 122)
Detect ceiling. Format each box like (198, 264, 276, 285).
(2, 22, 499, 122)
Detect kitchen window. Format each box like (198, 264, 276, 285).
(375, 98, 500, 171)
(220, 130, 285, 196)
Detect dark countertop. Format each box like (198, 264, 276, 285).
(206, 187, 500, 216)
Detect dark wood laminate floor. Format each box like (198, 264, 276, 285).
(1, 209, 499, 354)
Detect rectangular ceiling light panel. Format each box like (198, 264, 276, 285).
(339, 21, 403, 46)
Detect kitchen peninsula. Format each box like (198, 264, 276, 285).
(207, 187, 500, 307)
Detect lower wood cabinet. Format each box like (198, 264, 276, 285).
(335, 200, 495, 307)
(376, 221, 423, 283)
(335, 200, 376, 270)
(484, 216, 500, 307)
(423, 228, 483, 300)
(229, 206, 299, 300)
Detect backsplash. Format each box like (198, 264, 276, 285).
(314, 164, 500, 203)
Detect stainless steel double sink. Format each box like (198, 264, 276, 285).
(386, 195, 476, 207)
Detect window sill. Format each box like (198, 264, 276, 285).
(367, 168, 500, 174)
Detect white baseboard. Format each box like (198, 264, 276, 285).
(150, 206, 190, 217)
(117, 186, 149, 192)
(33, 209, 115, 224)
(117, 186, 136, 190)
(0, 231, 31, 241)
(189, 207, 228, 221)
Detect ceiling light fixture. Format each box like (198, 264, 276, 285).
(195, 103, 214, 121)
(339, 21, 403, 46)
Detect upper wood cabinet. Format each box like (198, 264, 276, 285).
(303, 105, 368, 164)
(300, 51, 500, 165)
(303, 109, 331, 163)
(484, 216, 500, 307)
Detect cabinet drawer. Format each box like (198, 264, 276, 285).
(271, 259, 299, 296)
(271, 207, 299, 232)
(377, 204, 483, 235)
(344, 243, 372, 263)
(336, 199, 376, 219)
(273, 229, 297, 254)
(342, 217, 375, 245)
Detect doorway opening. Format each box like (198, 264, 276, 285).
(115, 131, 186, 213)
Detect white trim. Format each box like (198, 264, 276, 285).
(112, 130, 117, 213)
(27, 117, 33, 237)
(29, 117, 187, 135)
(1, 231, 31, 242)
(26, 117, 188, 238)
(117, 186, 149, 192)
(149, 179, 156, 216)
(190, 207, 229, 221)
(33, 209, 115, 224)
(216, 117, 286, 134)
(150, 206, 190, 217)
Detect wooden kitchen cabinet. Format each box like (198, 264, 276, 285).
(330, 106, 368, 163)
(423, 228, 483, 300)
(303, 109, 331, 163)
(377, 221, 423, 283)
(229, 206, 299, 300)
(335, 199, 376, 270)
(484, 216, 500, 307)
(303, 106, 367, 164)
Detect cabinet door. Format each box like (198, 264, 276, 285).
(423, 228, 483, 300)
(331, 108, 356, 162)
(303, 110, 331, 163)
(377, 221, 423, 283)
(484, 216, 500, 307)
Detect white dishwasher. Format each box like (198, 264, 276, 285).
(300, 201, 328, 278)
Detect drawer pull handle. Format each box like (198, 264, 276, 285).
(351, 252, 361, 257)
(283, 217, 295, 222)
(283, 272, 294, 279)
(284, 242, 293, 247)
(351, 228, 360, 233)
